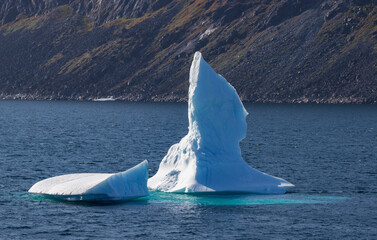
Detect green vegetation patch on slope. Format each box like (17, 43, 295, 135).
(59, 38, 132, 75)
(45, 53, 64, 67)
(0, 15, 43, 35)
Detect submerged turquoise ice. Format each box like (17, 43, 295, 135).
(27, 191, 347, 206)
(143, 192, 347, 206)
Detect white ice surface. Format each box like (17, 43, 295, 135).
(148, 52, 294, 194)
(29, 160, 149, 201)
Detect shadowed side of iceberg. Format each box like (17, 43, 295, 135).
(148, 52, 294, 194)
(29, 160, 149, 202)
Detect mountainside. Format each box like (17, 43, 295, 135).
(0, 0, 376, 103)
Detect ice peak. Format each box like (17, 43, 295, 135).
(188, 52, 248, 154)
(148, 52, 294, 193)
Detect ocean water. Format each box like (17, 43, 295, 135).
(0, 100, 376, 239)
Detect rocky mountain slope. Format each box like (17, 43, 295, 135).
(0, 0, 376, 103)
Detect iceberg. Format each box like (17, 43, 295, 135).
(29, 160, 149, 201)
(93, 97, 115, 102)
(148, 52, 294, 194)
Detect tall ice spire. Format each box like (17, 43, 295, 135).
(148, 52, 294, 193)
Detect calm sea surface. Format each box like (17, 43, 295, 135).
(0, 100, 376, 239)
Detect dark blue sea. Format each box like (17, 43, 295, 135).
(0, 100, 376, 239)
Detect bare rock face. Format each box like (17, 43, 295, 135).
(0, 0, 376, 103)
(70, 0, 169, 24)
(265, 0, 319, 28)
(0, 0, 69, 24)
(0, 0, 169, 25)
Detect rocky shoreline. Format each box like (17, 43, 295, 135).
(1, 93, 375, 104)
